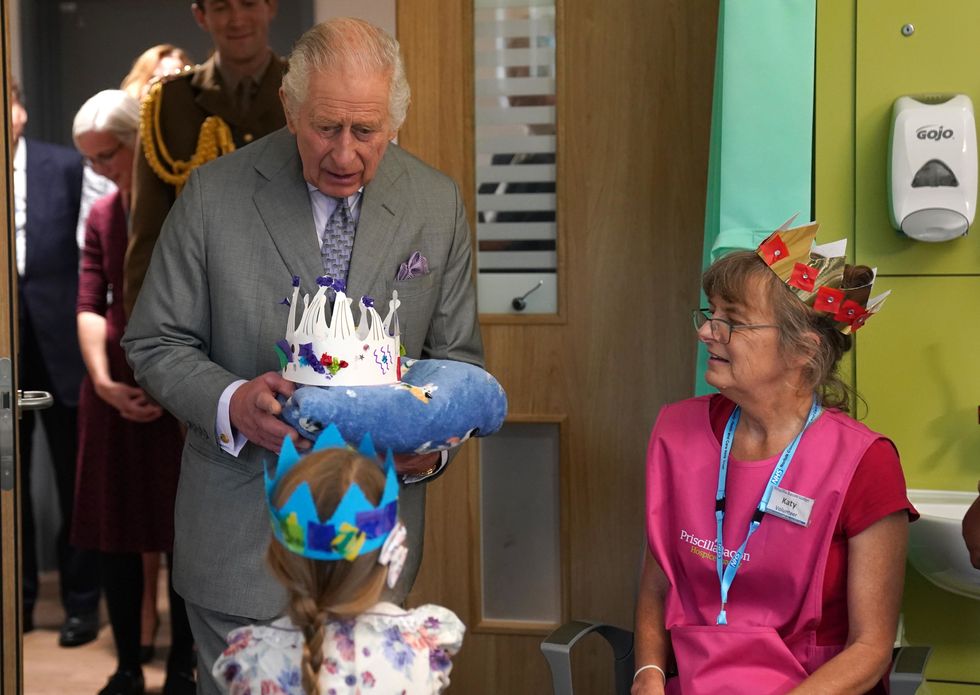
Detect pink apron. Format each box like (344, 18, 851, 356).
(646, 396, 880, 694)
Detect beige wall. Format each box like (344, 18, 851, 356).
(313, 0, 395, 35)
(9, 0, 20, 82)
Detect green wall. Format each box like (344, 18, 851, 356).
(815, 0, 980, 684)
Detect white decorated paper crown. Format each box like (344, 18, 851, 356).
(755, 216, 891, 334)
(276, 276, 403, 387)
(265, 424, 399, 561)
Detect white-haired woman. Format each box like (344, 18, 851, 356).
(71, 90, 195, 695)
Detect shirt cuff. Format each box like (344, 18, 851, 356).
(216, 380, 248, 456)
(400, 449, 449, 485)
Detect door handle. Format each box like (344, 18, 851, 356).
(0, 359, 55, 491)
(17, 390, 54, 412)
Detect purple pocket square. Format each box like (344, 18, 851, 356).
(396, 251, 429, 281)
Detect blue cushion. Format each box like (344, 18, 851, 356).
(280, 358, 507, 454)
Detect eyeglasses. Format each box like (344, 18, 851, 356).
(84, 142, 123, 168)
(692, 309, 779, 345)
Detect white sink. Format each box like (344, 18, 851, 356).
(907, 489, 980, 600)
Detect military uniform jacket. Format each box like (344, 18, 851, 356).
(125, 54, 287, 315)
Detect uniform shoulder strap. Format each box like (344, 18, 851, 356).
(138, 69, 236, 194)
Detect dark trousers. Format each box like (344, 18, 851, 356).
(19, 317, 99, 620)
(101, 552, 195, 673)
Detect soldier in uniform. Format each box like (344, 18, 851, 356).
(124, 0, 286, 316)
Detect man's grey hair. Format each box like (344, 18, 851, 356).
(281, 17, 411, 131)
(72, 89, 140, 149)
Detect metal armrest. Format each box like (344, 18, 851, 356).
(889, 645, 932, 695)
(542, 625, 928, 695)
(541, 620, 635, 695)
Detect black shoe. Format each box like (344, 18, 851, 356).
(162, 669, 196, 695)
(58, 611, 100, 647)
(22, 613, 34, 634)
(97, 669, 144, 695)
(139, 644, 155, 664)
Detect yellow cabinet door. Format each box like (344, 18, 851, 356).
(856, 276, 980, 490)
(855, 0, 980, 275)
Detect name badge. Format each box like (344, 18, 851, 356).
(765, 486, 814, 526)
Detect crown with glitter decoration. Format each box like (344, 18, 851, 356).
(264, 424, 399, 561)
(755, 216, 891, 334)
(276, 276, 402, 387)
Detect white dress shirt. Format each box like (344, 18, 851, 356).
(14, 138, 26, 276)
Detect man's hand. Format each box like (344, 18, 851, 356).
(229, 372, 309, 454)
(394, 451, 440, 477)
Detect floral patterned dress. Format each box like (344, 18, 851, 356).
(212, 602, 464, 694)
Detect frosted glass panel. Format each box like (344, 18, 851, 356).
(474, 1, 557, 313)
(480, 423, 561, 623)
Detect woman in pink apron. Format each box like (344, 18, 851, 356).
(633, 223, 917, 695)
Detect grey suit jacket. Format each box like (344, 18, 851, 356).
(122, 127, 483, 619)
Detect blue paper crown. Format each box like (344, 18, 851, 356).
(264, 424, 399, 561)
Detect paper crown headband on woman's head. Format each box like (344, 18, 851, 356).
(264, 424, 399, 561)
(755, 215, 891, 334)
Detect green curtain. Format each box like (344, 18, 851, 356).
(695, 0, 817, 395)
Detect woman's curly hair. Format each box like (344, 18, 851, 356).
(702, 251, 871, 412)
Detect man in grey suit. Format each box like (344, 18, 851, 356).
(122, 18, 482, 692)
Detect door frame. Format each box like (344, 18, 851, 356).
(1, 0, 25, 690)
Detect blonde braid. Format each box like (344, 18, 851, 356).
(290, 593, 326, 695)
(139, 79, 235, 195)
(266, 450, 400, 694)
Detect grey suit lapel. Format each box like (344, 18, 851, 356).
(347, 146, 408, 299)
(252, 131, 324, 285)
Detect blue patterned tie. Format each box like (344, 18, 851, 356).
(320, 197, 356, 291)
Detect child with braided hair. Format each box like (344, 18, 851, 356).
(212, 427, 464, 694)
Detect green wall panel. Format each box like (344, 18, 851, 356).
(856, 276, 980, 491)
(818, 1, 980, 681)
(814, 0, 855, 246)
(855, 0, 980, 275)
(903, 567, 980, 684)
(814, 0, 858, 403)
(922, 685, 980, 694)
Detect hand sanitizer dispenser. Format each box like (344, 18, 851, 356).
(889, 94, 977, 242)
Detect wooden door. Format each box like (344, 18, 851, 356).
(1, 0, 23, 691)
(398, 1, 718, 692)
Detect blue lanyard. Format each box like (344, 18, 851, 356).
(714, 396, 821, 625)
